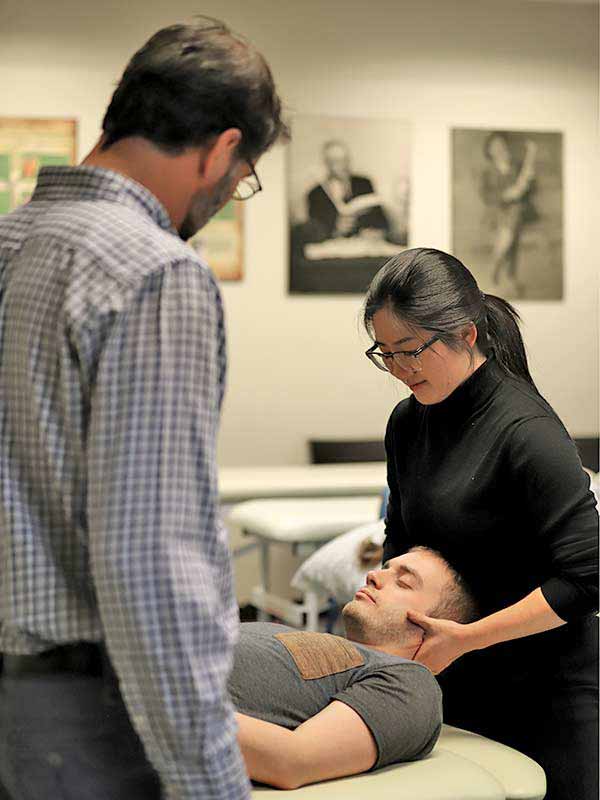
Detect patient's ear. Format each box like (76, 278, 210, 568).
(357, 538, 384, 568)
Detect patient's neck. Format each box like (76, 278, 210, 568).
(342, 605, 425, 661)
(365, 637, 423, 661)
(346, 627, 424, 661)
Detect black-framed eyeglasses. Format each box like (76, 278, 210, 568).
(365, 334, 440, 373)
(232, 162, 262, 201)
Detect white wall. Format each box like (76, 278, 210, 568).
(1, 0, 598, 472)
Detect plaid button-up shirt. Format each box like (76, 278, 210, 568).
(0, 166, 250, 800)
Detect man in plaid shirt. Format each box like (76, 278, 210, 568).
(0, 18, 287, 800)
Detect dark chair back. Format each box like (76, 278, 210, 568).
(574, 437, 599, 473)
(309, 439, 386, 464)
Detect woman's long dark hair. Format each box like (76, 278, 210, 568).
(363, 247, 536, 388)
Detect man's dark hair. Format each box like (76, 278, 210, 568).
(410, 546, 480, 624)
(101, 17, 289, 160)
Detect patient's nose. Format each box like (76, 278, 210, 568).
(366, 570, 382, 588)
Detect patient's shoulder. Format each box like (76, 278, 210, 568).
(335, 652, 442, 767)
(355, 646, 440, 690)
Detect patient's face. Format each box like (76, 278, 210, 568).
(342, 549, 453, 648)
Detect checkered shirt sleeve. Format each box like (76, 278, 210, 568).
(86, 262, 250, 799)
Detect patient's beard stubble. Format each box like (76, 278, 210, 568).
(342, 600, 422, 655)
(341, 601, 374, 645)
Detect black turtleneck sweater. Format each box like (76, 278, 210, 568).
(383, 356, 598, 623)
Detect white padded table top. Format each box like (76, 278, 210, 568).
(251, 748, 505, 799)
(219, 462, 387, 503)
(227, 497, 381, 542)
(250, 724, 547, 800)
(439, 726, 546, 800)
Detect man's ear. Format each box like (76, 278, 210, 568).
(198, 128, 243, 184)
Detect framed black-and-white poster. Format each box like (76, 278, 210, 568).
(452, 128, 563, 300)
(288, 115, 411, 294)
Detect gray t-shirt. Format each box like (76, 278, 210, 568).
(228, 622, 442, 769)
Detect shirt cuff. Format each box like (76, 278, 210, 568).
(162, 744, 251, 800)
(541, 577, 598, 621)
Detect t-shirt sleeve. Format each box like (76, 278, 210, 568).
(383, 404, 411, 565)
(333, 663, 442, 769)
(509, 416, 599, 620)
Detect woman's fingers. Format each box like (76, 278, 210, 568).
(406, 609, 435, 633)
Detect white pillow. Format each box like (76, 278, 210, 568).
(291, 519, 385, 605)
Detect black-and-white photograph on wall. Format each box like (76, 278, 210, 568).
(452, 128, 563, 300)
(289, 115, 411, 294)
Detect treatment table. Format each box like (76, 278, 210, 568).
(219, 462, 387, 503)
(251, 724, 546, 800)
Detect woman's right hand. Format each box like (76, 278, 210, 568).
(406, 610, 475, 675)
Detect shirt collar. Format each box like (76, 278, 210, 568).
(31, 165, 177, 235)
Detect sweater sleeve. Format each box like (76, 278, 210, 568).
(509, 417, 599, 620)
(382, 408, 410, 565)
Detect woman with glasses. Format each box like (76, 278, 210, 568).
(363, 247, 598, 800)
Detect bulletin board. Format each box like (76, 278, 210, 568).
(0, 118, 77, 214)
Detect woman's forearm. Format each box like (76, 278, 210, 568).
(466, 588, 566, 652)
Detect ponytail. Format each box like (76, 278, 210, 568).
(481, 293, 536, 388)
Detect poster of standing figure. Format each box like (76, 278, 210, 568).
(452, 128, 563, 300)
(289, 115, 411, 294)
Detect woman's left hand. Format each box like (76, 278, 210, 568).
(406, 609, 475, 675)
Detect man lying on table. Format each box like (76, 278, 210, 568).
(229, 546, 479, 789)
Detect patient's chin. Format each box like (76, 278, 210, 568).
(343, 601, 418, 651)
(342, 599, 369, 622)
(341, 599, 360, 626)
(341, 601, 371, 642)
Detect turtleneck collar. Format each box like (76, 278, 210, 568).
(420, 354, 504, 420)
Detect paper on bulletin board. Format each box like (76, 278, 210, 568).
(188, 201, 244, 281)
(0, 118, 77, 214)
